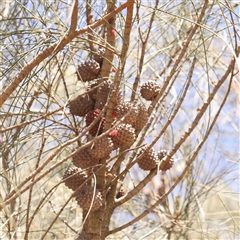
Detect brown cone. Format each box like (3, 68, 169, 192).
(76, 60, 100, 82)
(88, 136, 113, 159)
(95, 80, 122, 110)
(115, 101, 139, 125)
(140, 80, 161, 100)
(110, 123, 136, 149)
(69, 94, 94, 117)
(133, 103, 149, 135)
(62, 167, 87, 191)
(87, 82, 99, 100)
(93, 48, 105, 66)
(75, 185, 103, 212)
(137, 146, 158, 170)
(85, 109, 105, 136)
(72, 147, 99, 169)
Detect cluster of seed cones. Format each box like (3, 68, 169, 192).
(64, 48, 173, 213)
(137, 146, 174, 171)
(73, 96, 162, 156)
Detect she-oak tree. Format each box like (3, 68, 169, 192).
(0, 0, 239, 239)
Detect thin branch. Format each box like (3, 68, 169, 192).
(1, 107, 63, 133)
(125, 57, 195, 180)
(98, 0, 116, 79)
(24, 136, 47, 240)
(111, 57, 196, 209)
(86, 0, 95, 52)
(120, 0, 135, 69)
(114, 168, 157, 207)
(0, 113, 102, 205)
(0, 114, 126, 209)
(69, 0, 78, 32)
(40, 172, 97, 240)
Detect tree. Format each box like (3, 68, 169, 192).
(0, 0, 239, 239)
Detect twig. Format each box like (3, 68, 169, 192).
(86, 0, 95, 52)
(114, 168, 157, 207)
(120, 0, 135, 69)
(40, 175, 95, 240)
(24, 136, 47, 240)
(97, 0, 116, 80)
(69, 0, 78, 32)
(0, 112, 127, 210)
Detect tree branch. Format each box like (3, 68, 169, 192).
(69, 0, 78, 32)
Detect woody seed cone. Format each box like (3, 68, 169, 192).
(137, 146, 158, 171)
(75, 185, 103, 212)
(63, 167, 87, 191)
